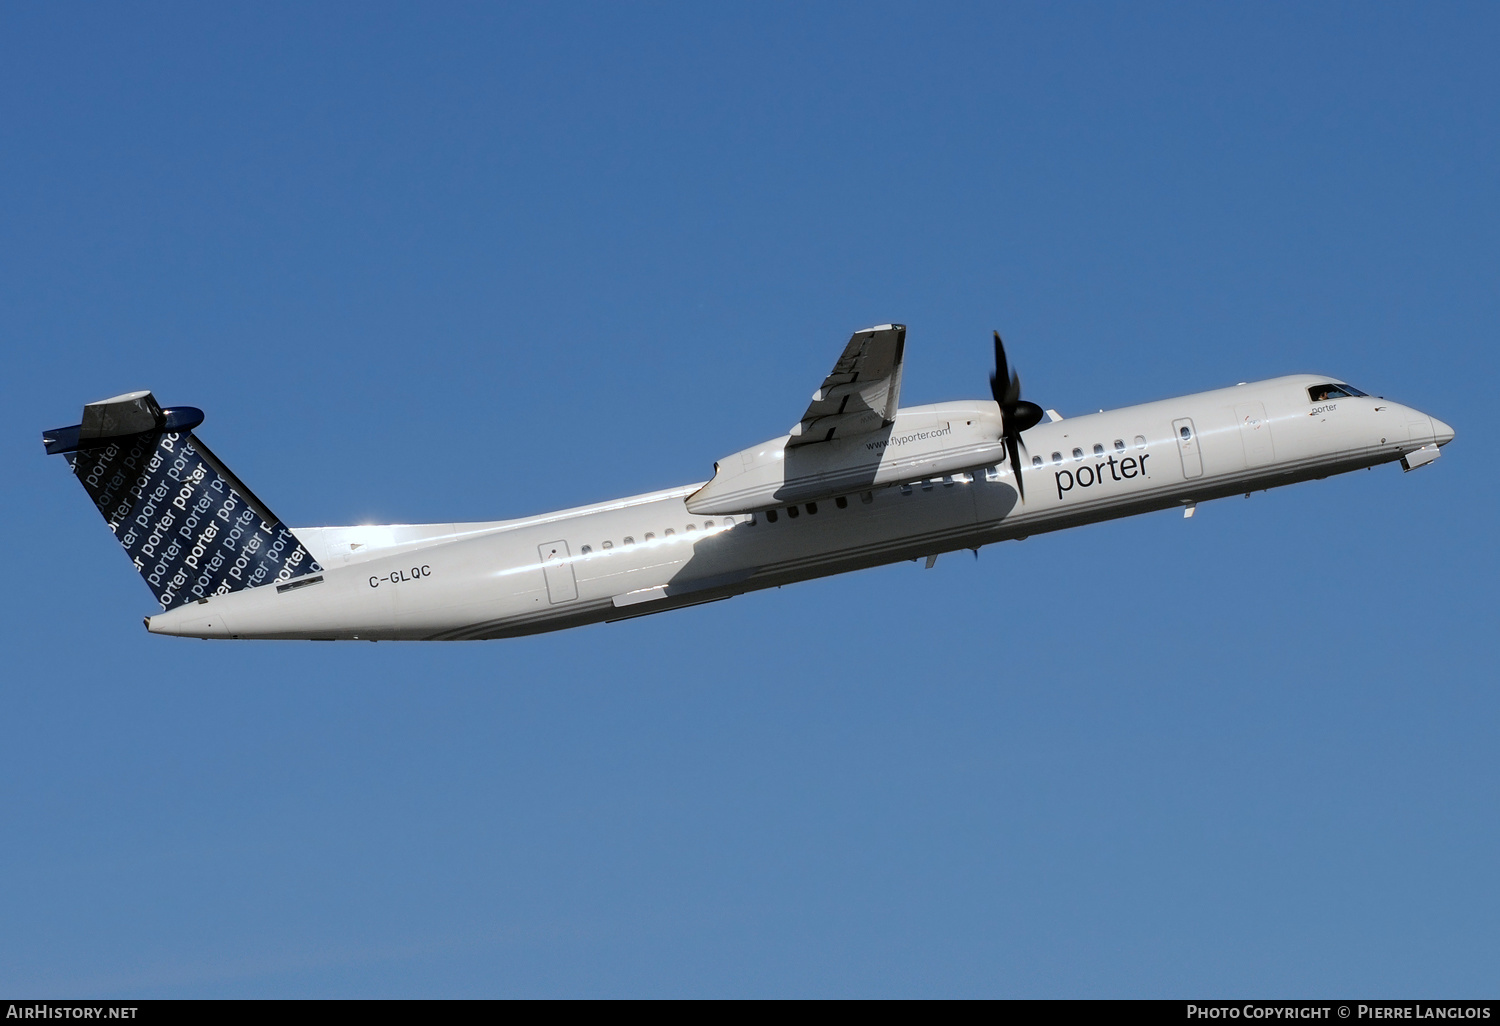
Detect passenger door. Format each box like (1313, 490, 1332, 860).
(1172, 417, 1204, 479)
(538, 540, 578, 603)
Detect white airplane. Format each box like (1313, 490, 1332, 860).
(44, 325, 1453, 641)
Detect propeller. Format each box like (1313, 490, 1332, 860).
(989, 330, 1045, 502)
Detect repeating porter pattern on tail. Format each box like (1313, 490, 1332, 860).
(45, 391, 320, 611)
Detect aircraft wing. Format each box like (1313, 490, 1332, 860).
(788, 324, 906, 447)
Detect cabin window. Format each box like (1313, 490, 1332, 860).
(835, 496, 848, 509)
(685, 523, 695, 532)
(602, 540, 613, 550)
(765, 509, 778, 523)
(723, 516, 735, 526)
(580, 545, 592, 555)
(664, 528, 675, 536)
(1134, 435, 1147, 449)
(644, 532, 655, 540)
(860, 491, 874, 504)
(1052, 452, 1063, 465)
(1093, 443, 1104, 456)
(703, 519, 714, 529)
(1072, 448, 1084, 460)
(1179, 426, 1192, 440)
(786, 505, 800, 518)
(1114, 439, 1125, 453)
(1032, 455, 1042, 467)
(623, 536, 635, 545)
(807, 502, 818, 514)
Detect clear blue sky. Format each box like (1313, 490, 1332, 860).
(2, 2, 1495, 997)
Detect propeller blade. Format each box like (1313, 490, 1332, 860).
(1005, 431, 1025, 503)
(989, 329, 1044, 503)
(992, 331, 1021, 407)
(992, 331, 1009, 401)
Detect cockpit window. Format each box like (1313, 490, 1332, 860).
(1308, 383, 1366, 402)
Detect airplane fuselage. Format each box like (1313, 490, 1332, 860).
(145, 374, 1452, 641)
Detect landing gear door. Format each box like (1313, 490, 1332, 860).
(1172, 417, 1204, 479)
(538, 541, 578, 604)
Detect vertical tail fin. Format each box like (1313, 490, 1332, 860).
(43, 391, 321, 611)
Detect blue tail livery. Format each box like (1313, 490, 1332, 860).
(43, 390, 321, 611)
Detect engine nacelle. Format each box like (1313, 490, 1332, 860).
(687, 402, 1008, 515)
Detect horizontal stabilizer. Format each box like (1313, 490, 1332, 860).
(44, 391, 205, 455)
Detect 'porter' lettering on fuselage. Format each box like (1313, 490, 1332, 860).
(1056, 453, 1150, 501)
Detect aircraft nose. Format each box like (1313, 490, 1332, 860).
(1432, 417, 1456, 446)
